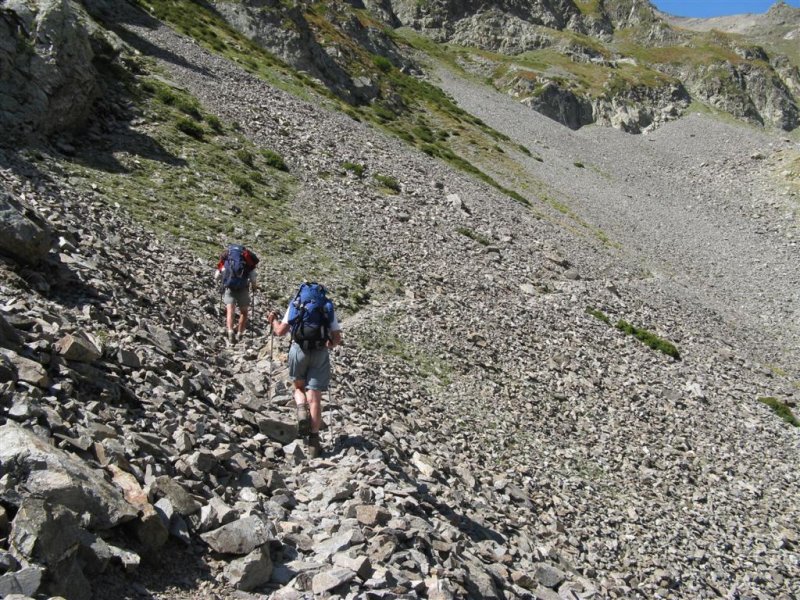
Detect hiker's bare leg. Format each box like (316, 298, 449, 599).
(238, 306, 249, 333)
(307, 389, 322, 433)
(226, 304, 236, 330)
(293, 381, 307, 406)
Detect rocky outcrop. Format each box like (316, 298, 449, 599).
(671, 60, 800, 130)
(382, 0, 583, 38)
(502, 65, 690, 132)
(0, 191, 52, 264)
(0, 0, 121, 141)
(211, 0, 411, 104)
(360, 0, 799, 133)
(518, 80, 594, 130)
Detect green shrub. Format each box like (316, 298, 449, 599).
(372, 55, 393, 72)
(236, 149, 254, 167)
(206, 114, 223, 132)
(457, 226, 492, 246)
(373, 173, 401, 192)
(758, 397, 800, 427)
(343, 162, 366, 177)
(412, 125, 436, 143)
(616, 319, 680, 360)
(373, 104, 397, 122)
(175, 96, 201, 119)
(574, 161, 585, 168)
(231, 173, 254, 195)
(262, 149, 289, 172)
(519, 145, 532, 156)
(586, 307, 611, 324)
(176, 118, 205, 140)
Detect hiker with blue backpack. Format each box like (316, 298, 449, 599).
(267, 282, 342, 458)
(215, 244, 260, 344)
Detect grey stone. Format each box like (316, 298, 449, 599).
(311, 567, 356, 595)
(0, 350, 50, 388)
(0, 193, 52, 264)
(54, 333, 101, 363)
(0, 567, 44, 598)
(535, 562, 567, 589)
(0, 422, 137, 529)
(258, 416, 297, 444)
(201, 515, 274, 555)
(333, 553, 373, 580)
(355, 504, 392, 527)
(224, 545, 273, 591)
(0, 353, 17, 383)
(150, 476, 202, 516)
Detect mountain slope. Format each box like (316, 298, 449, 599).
(0, 1, 799, 599)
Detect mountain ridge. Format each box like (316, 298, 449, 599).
(0, 1, 798, 599)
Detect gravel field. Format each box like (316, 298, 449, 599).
(2, 7, 799, 600)
(434, 67, 800, 372)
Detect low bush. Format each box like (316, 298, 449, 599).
(176, 118, 205, 140)
(586, 307, 611, 324)
(616, 319, 680, 360)
(343, 162, 366, 177)
(231, 173, 254, 195)
(759, 397, 800, 427)
(373, 173, 401, 192)
(457, 226, 492, 246)
(236, 149, 255, 167)
(262, 149, 288, 172)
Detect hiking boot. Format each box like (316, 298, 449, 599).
(296, 404, 310, 437)
(227, 329, 236, 344)
(306, 433, 322, 459)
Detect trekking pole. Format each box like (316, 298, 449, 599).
(251, 287, 256, 332)
(267, 319, 274, 401)
(328, 348, 335, 447)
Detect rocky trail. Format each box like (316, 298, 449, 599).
(0, 4, 799, 600)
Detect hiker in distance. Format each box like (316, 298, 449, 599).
(215, 244, 259, 344)
(267, 282, 342, 458)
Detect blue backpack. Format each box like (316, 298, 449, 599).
(289, 283, 334, 350)
(222, 244, 258, 290)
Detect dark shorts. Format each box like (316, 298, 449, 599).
(223, 287, 250, 308)
(288, 343, 330, 391)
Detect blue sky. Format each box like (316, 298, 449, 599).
(652, 0, 800, 17)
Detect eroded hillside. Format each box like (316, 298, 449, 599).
(0, 1, 799, 600)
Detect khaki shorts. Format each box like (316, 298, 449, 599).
(289, 343, 331, 391)
(223, 286, 250, 307)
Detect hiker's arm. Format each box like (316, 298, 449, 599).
(249, 269, 257, 291)
(328, 330, 342, 348)
(268, 312, 289, 336)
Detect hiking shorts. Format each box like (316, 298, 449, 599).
(223, 286, 250, 308)
(288, 343, 331, 391)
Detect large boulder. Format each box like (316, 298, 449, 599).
(0, 422, 138, 530)
(0, 192, 52, 265)
(0, 0, 117, 141)
(8, 498, 91, 600)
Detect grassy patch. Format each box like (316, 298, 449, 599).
(586, 307, 611, 324)
(616, 319, 681, 360)
(342, 161, 366, 177)
(456, 226, 492, 246)
(175, 117, 205, 140)
(373, 173, 401, 193)
(359, 325, 453, 387)
(136, 0, 331, 101)
(758, 397, 800, 427)
(262, 149, 289, 172)
(63, 69, 308, 266)
(587, 309, 679, 358)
